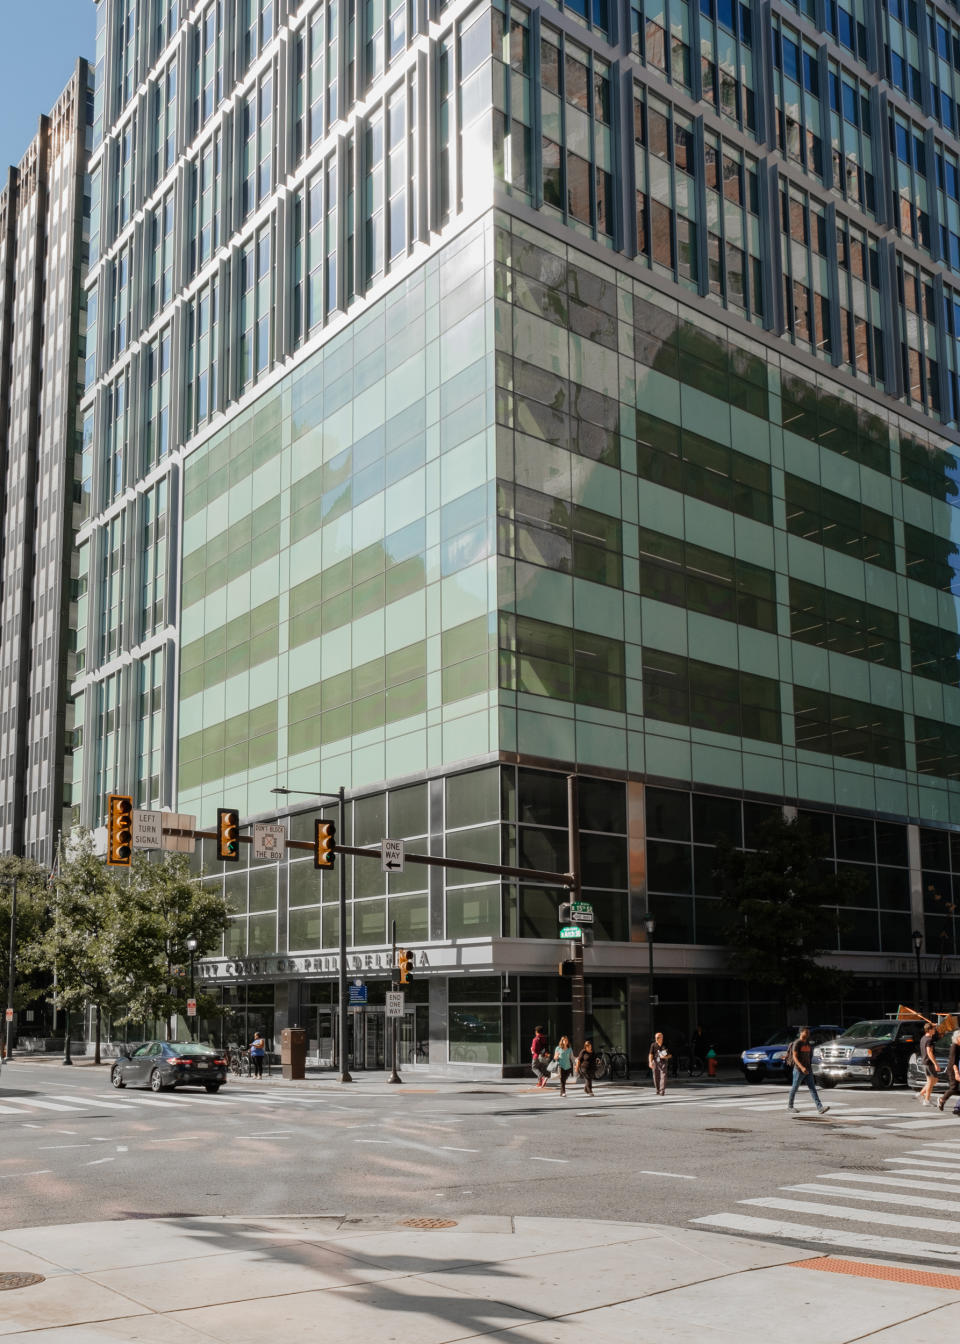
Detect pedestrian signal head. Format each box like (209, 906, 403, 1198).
(314, 819, 336, 869)
(558, 959, 576, 978)
(397, 948, 413, 985)
(217, 807, 240, 862)
(107, 794, 133, 866)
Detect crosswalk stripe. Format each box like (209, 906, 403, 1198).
(884, 1156, 960, 1170)
(820, 1171, 960, 1194)
(88, 1091, 188, 1106)
(692, 1211, 960, 1262)
(885, 1119, 952, 1130)
(876, 1155, 957, 1177)
(48, 1095, 135, 1110)
(787, 1183, 960, 1215)
(4, 1098, 88, 1112)
(744, 1196, 960, 1237)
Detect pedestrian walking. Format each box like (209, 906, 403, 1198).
(552, 1036, 574, 1096)
(937, 1029, 960, 1112)
(649, 1031, 671, 1095)
(530, 1026, 550, 1087)
(576, 1039, 597, 1096)
(786, 1026, 830, 1116)
(689, 1026, 707, 1071)
(917, 1022, 940, 1106)
(249, 1030, 266, 1079)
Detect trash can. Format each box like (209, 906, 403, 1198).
(281, 1026, 306, 1080)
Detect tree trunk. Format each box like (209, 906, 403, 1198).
(94, 1002, 101, 1065)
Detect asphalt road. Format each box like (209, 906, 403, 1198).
(2, 1061, 959, 1267)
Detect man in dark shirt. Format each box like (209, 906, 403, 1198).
(787, 1025, 830, 1116)
(938, 1029, 960, 1112)
(918, 1022, 940, 1106)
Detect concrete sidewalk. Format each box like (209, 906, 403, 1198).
(1, 1210, 957, 1341)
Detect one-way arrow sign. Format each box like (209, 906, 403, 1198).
(381, 838, 405, 874)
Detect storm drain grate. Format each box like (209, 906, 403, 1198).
(398, 1217, 459, 1229)
(0, 1273, 45, 1291)
(705, 1127, 748, 1134)
(793, 1258, 960, 1291)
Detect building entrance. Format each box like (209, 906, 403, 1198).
(310, 1006, 416, 1071)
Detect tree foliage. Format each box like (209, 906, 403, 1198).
(31, 833, 229, 1058)
(116, 851, 230, 1030)
(0, 854, 55, 1013)
(713, 814, 863, 1014)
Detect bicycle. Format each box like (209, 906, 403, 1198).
(228, 1046, 251, 1077)
(593, 1049, 630, 1081)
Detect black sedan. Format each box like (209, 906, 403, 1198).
(111, 1041, 228, 1093)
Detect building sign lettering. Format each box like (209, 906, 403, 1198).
(199, 950, 431, 980)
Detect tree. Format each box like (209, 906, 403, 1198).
(114, 851, 230, 1037)
(36, 831, 134, 1064)
(0, 855, 55, 1020)
(713, 815, 864, 1017)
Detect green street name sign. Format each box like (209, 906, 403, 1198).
(559, 925, 582, 939)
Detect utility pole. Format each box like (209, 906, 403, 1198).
(567, 775, 584, 1049)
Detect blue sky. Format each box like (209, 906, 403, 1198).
(0, 1, 97, 172)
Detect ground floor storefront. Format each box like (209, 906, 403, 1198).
(192, 945, 953, 1076)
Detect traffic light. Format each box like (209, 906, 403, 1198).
(558, 901, 572, 923)
(314, 818, 336, 869)
(107, 794, 133, 866)
(217, 807, 240, 862)
(558, 959, 576, 978)
(397, 948, 413, 985)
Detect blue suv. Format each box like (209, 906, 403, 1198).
(740, 1025, 842, 1084)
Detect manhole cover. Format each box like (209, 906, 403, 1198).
(705, 1127, 748, 1134)
(0, 1273, 45, 1291)
(398, 1217, 458, 1229)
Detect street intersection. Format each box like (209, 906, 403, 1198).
(3, 1060, 960, 1269)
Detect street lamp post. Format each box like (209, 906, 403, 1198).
(912, 928, 924, 1014)
(185, 934, 199, 1041)
(643, 911, 656, 1044)
(2, 877, 17, 1062)
(272, 785, 352, 1083)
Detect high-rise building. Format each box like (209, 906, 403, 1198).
(79, 0, 960, 1070)
(0, 61, 92, 865)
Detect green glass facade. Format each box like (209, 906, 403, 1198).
(178, 220, 499, 821)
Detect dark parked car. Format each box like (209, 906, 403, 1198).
(111, 1041, 228, 1093)
(907, 1038, 952, 1093)
(813, 1018, 924, 1090)
(740, 1026, 841, 1083)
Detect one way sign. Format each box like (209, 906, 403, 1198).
(381, 838, 405, 874)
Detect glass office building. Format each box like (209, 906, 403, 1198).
(77, 0, 960, 1069)
(0, 63, 92, 865)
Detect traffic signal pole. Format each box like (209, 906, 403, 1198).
(388, 918, 401, 1085)
(567, 775, 585, 1051)
(337, 786, 352, 1083)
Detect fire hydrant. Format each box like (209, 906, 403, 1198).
(706, 1048, 717, 1078)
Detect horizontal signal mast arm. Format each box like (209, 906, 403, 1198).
(175, 829, 574, 887)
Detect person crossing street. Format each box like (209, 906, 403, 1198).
(649, 1031, 671, 1096)
(938, 1028, 960, 1113)
(787, 1026, 829, 1116)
